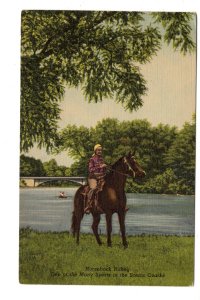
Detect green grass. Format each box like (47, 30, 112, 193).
(19, 228, 194, 286)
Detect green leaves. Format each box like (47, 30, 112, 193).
(21, 11, 196, 151)
(114, 65, 146, 111)
(57, 125, 95, 160)
(43, 159, 67, 177)
(164, 117, 196, 190)
(152, 12, 196, 54)
(20, 155, 46, 176)
(20, 114, 195, 194)
(56, 116, 195, 194)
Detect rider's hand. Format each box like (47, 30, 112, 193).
(100, 164, 107, 168)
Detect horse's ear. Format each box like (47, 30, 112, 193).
(128, 151, 135, 157)
(128, 151, 132, 157)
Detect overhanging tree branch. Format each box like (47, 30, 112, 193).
(20, 11, 196, 152)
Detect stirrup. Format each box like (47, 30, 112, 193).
(95, 206, 104, 213)
(84, 206, 92, 214)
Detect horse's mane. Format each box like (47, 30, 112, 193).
(105, 156, 124, 181)
(110, 156, 124, 169)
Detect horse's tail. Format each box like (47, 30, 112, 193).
(70, 185, 85, 237)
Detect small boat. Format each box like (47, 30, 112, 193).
(58, 192, 67, 199)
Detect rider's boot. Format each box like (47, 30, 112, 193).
(84, 189, 94, 214)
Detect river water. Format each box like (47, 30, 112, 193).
(20, 187, 195, 235)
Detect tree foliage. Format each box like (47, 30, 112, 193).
(20, 116, 195, 194)
(21, 11, 195, 152)
(43, 159, 66, 176)
(20, 154, 46, 176)
(20, 156, 71, 178)
(57, 118, 177, 178)
(56, 116, 195, 194)
(152, 12, 196, 54)
(164, 115, 196, 192)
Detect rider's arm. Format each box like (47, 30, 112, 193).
(88, 157, 100, 173)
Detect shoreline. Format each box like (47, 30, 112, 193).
(19, 186, 195, 196)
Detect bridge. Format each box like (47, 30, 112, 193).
(20, 176, 87, 187)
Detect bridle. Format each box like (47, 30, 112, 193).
(107, 156, 136, 178)
(123, 157, 136, 178)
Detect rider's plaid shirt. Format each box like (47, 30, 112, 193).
(88, 155, 106, 178)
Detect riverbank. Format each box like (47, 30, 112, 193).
(19, 229, 194, 286)
(19, 185, 194, 196)
(19, 182, 79, 188)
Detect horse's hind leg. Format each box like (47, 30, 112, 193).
(71, 211, 76, 237)
(106, 212, 112, 247)
(76, 222, 80, 245)
(118, 211, 128, 248)
(76, 212, 84, 245)
(92, 213, 102, 245)
(71, 210, 83, 245)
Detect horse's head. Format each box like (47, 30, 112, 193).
(123, 152, 146, 178)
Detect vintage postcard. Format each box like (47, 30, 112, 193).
(19, 10, 196, 286)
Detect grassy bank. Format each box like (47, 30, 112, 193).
(19, 228, 194, 286)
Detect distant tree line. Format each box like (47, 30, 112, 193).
(20, 116, 195, 194)
(20, 156, 72, 187)
(20, 156, 71, 177)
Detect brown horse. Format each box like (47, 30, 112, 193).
(71, 152, 145, 248)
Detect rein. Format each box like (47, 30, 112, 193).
(106, 158, 135, 178)
(107, 166, 132, 177)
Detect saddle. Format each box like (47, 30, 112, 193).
(81, 179, 105, 211)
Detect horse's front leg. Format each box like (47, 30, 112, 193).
(92, 213, 102, 245)
(106, 212, 112, 247)
(118, 210, 128, 248)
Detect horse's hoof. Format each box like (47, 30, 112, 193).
(123, 242, 128, 249)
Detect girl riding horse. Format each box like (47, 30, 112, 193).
(71, 151, 145, 248)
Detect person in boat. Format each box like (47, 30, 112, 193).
(84, 144, 107, 213)
(59, 191, 66, 198)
